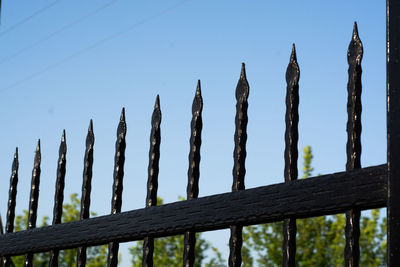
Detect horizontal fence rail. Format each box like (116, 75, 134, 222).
(0, 164, 387, 256)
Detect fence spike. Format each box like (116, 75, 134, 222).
(108, 108, 127, 267)
(3, 148, 19, 267)
(183, 80, 203, 267)
(283, 43, 300, 267)
(49, 131, 67, 267)
(229, 63, 249, 267)
(77, 121, 95, 267)
(345, 21, 363, 267)
(24, 140, 41, 267)
(142, 96, 162, 267)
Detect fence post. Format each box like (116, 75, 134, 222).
(387, 1, 400, 266)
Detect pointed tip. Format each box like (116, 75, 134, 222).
(61, 129, 66, 146)
(196, 80, 202, 96)
(15, 147, 18, 158)
(236, 62, 250, 100)
(353, 21, 359, 39)
(154, 95, 160, 109)
(36, 139, 41, 152)
(120, 107, 126, 122)
(88, 119, 93, 133)
(290, 43, 297, 62)
(240, 63, 246, 79)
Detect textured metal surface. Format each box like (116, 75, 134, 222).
(108, 108, 127, 267)
(345, 22, 363, 267)
(0, 164, 387, 256)
(183, 81, 203, 267)
(387, 1, 400, 266)
(49, 131, 67, 267)
(77, 121, 95, 267)
(5, 149, 18, 234)
(283, 44, 300, 267)
(229, 63, 249, 267)
(24, 141, 41, 267)
(3, 149, 18, 267)
(142, 96, 162, 267)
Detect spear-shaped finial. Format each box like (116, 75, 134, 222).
(13, 147, 19, 168)
(86, 119, 94, 148)
(192, 80, 203, 116)
(196, 80, 202, 97)
(59, 130, 67, 156)
(34, 139, 41, 166)
(117, 108, 127, 137)
(62, 129, 66, 142)
(152, 95, 162, 128)
(286, 43, 300, 86)
(290, 43, 297, 63)
(236, 63, 250, 101)
(154, 95, 160, 110)
(353, 21, 359, 41)
(120, 107, 126, 122)
(88, 119, 93, 133)
(348, 21, 363, 66)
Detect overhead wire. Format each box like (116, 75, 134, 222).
(0, 0, 120, 65)
(0, 0, 60, 37)
(0, 0, 190, 92)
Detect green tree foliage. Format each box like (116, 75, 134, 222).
(129, 197, 225, 267)
(11, 194, 107, 267)
(243, 146, 387, 266)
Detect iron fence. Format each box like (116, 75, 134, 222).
(1, 2, 400, 266)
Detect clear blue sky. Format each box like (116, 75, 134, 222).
(0, 1, 387, 266)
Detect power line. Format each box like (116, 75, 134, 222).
(0, 0, 120, 65)
(0, 0, 60, 37)
(0, 0, 190, 92)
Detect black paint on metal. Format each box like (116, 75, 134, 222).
(0, 165, 387, 256)
(142, 96, 162, 267)
(24, 141, 41, 267)
(77, 120, 95, 267)
(229, 63, 249, 267)
(283, 44, 300, 267)
(3, 149, 18, 267)
(387, 1, 400, 266)
(108, 108, 127, 267)
(183, 81, 203, 267)
(49, 131, 67, 267)
(345, 22, 363, 267)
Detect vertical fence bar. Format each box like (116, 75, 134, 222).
(387, 1, 400, 266)
(77, 121, 95, 267)
(3, 149, 18, 267)
(142, 96, 162, 267)
(108, 108, 127, 267)
(229, 63, 249, 267)
(283, 44, 300, 267)
(49, 131, 67, 267)
(183, 81, 203, 267)
(345, 22, 363, 267)
(24, 140, 41, 267)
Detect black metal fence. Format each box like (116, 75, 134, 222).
(1, 2, 400, 267)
